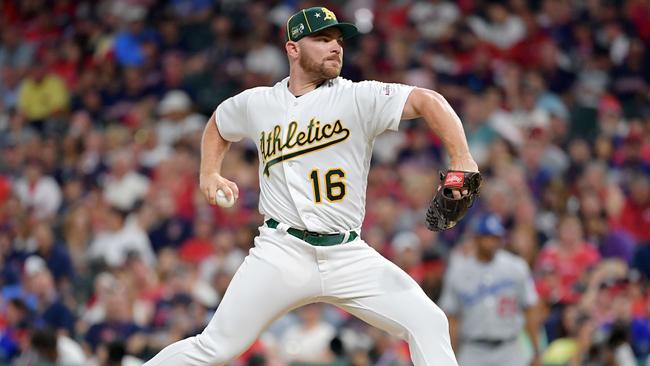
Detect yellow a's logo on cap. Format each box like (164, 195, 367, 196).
(322, 7, 337, 21)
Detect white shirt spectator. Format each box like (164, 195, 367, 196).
(80, 272, 118, 327)
(511, 108, 550, 131)
(199, 248, 246, 282)
(280, 321, 335, 363)
(103, 171, 150, 211)
(87, 217, 155, 267)
(541, 144, 570, 176)
(488, 109, 524, 147)
(156, 113, 204, 146)
(156, 90, 205, 147)
(58, 335, 87, 365)
(14, 175, 62, 219)
(468, 15, 526, 49)
(614, 343, 637, 366)
(409, 1, 460, 40)
(245, 42, 288, 82)
(139, 143, 173, 169)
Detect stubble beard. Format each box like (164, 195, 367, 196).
(299, 52, 342, 80)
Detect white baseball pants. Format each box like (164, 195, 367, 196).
(144, 225, 458, 366)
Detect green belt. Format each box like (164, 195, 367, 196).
(265, 218, 358, 246)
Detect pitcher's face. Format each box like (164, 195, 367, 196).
(297, 27, 344, 79)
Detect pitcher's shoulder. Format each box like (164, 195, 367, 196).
(333, 77, 354, 86)
(242, 85, 275, 97)
(342, 78, 379, 89)
(221, 86, 270, 102)
(332, 78, 389, 96)
(346, 79, 409, 95)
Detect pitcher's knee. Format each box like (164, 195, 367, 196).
(193, 333, 245, 365)
(432, 305, 450, 330)
(409, 305, 450, 338)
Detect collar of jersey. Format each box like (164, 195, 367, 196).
(283, 77, 336, 99)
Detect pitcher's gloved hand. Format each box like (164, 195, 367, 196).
(425, 170, 482, 231)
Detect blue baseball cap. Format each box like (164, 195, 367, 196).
(474, 214, 506, 237)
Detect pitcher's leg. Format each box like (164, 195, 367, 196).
(336, 285, 458, 366)
(144, 228, 321, 366)
(322, 242, 457, 366)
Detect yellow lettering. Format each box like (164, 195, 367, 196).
(307, 119, 317, 143)
(285, 121, 299, 148)
(272, 125, 282, 154)
(297, 131, 308, 145)
(266, 133, 274, 156)
(333, 120, 343, 133)
(260, 132, 266, 160)
(322, 123, 333, 137)
(258, 119, 350, 163)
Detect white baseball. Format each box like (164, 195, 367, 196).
(215, 188, 236, 208)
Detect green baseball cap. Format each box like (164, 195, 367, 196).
(285, 7, 359, 42)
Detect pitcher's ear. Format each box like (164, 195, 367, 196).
(286, 41, 299, 58)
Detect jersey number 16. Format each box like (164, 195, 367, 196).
(309, 169, 346, 203)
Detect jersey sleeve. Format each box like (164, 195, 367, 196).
(354, 81, 415, 138)
(438, 265, 460, 315)
(215, 89, 253, 142)
(517, 260, 539, 309)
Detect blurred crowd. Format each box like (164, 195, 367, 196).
(0, 0, 649, 365)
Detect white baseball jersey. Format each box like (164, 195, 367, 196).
(216, 76, 414, 233)
(439, 249, 538, 340)
(145, 76, 460, 366)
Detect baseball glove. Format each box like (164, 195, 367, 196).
(425, 170, 482, 231)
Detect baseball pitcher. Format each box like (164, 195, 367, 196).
(145, 6, 480, 365)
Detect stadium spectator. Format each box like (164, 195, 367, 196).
(28, 221, 74, 287)
(13, 158, 62, 220)
(280, 304, 336, 364)
(536, 216, 601, 305)
(23, 256, 75, 337)
(86, 204, 155, 268)
(17, 62, 69, 129)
